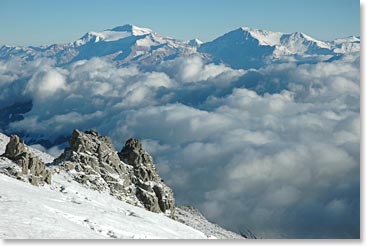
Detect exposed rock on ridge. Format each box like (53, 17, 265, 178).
(53, 129, 175, 217)
(53, 129, 137, 203)
(119, 138, 175, 217)
(1, 135, 51, 185)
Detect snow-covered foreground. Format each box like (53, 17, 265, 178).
(0, 172, 206, 239)
(0, 132, 207, 239)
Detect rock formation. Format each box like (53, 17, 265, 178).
(119, 138, 175, 217)
(1, 135, 51, 185)
(54, 129, 175, 217)
(53, 129, 138, 203)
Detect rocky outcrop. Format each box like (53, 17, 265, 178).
(54, 129, 175, 217)
(53, 129, 138, 203)
(119, 138, 175, 217)
(1, 135, 51, 185)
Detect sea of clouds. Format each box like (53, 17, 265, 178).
(0, 54, 360, 238)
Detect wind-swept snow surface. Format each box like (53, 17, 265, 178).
(0, 173, 206, 239)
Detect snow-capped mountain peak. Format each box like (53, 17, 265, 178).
(238, 27, 330, 50)
(282, 31, 330, 49)
(109, 24, 153, 35)
(74, 24, 154, 45)
(330, 35, 360, 54)
(239, 26, 283, 46)
(332, 35, 360, 44)
(198, 26, 341, 69)
(187, 38, 203, 47)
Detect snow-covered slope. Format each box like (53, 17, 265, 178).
(75, 25, 154, 45)
(330, 36, 360, 54)
(176, 206, 246, 239)
(0, 173, 206, 239)
(239, 27, 283, 46)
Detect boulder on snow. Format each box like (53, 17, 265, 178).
(1, 135, 51, 185)
(3, 135, 26, 159)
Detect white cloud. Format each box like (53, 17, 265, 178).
(0, 54, 360, 238)
(26, 68, 68, 99)
(158, 55, 245, 85)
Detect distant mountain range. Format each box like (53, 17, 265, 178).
(0, 24, 360, 69)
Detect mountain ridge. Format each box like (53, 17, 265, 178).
(0, 24, 359, 69)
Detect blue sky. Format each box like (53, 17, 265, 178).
(0, 0, 360, 46)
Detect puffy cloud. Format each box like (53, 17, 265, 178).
(0, 54, 360, 238)
(157, 55, 245, 85)
(26, 68, 68, 99)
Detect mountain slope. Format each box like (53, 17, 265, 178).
(176, 206, 248, 239)
(0, 173, 206, 239)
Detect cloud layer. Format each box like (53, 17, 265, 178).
(0, 54, 360, 238)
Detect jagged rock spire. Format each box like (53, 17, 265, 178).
(54, 129, 134, 200)
(119, 138, 175, 216)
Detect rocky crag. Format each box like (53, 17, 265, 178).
(119, 138, 175, 216)
(53, 129, 175, 217)
(0, 135, 51, 185)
